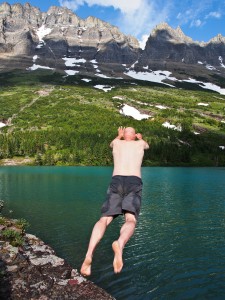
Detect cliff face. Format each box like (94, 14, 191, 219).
(139, 23, 225, 67)
(0, 2, 225, 80)
(0, 2, 140, 65)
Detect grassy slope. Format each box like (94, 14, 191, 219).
(0, 70, 225, 166)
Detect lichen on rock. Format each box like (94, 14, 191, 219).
(0, 217, 115, 300)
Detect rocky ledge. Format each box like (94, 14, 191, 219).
(0, 219, 115, 300)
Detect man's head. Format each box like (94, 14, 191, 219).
(124, 127, 136, 141)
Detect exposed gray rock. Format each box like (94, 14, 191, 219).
(138, 22, 225, 68)
(0, 219, 115, 300)
(0, 2, 140, 68)
(0, 2, 225, 82)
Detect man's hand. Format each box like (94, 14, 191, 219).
(136, 133, 149, 149)
(117, 126, 125, 139)
(110, 126, 125, 147)
(136, 133, 142, 140)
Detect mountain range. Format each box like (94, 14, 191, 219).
(0, 2, 225, 87)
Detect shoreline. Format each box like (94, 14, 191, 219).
(0, 217, 115, 300)
(0, 158, 35, 166)
(0, 157, 224, 167)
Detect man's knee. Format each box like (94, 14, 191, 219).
(99, 216, 113, 226)
(124, 213, 137, 225)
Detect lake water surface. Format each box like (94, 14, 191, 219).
(1, 166, 225, 299)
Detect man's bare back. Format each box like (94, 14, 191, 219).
(110, 127, 149, 178)
(112, 139, 147, 177)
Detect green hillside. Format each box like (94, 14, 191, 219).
(0, 70, 225, 166)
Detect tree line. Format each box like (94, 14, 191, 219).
(0, 127, 224, 166)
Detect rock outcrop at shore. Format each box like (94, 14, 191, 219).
(0, 218, 115, 300)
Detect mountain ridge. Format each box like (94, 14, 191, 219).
(0, 2, 225, 85)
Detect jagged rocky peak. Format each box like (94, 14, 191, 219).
(0, 2, 11, 15)
(150, 22, 194, 44)
(85, 15, 111, 29)
(44, 6, 80, 26)
(0, 2, 42, 27)
(209, 33, 225, 44)
(47, 5, 71, 15)
(126, 35, 140, 49)
(0, 2, 141, 64)
(3, 2, 40, 16)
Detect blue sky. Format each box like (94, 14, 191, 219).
(6, 0, 225, 48)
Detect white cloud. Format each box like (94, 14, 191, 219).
(175, 1, 217, 27)
(59, 0, 145, 15)
(205, 11, 221, 19)
(138, 34, 149, 50)
(59, 0, 83, 10)
(114, 1, 171, 39)
(177, 8, 199, 25)
(176, 12, 182, 20)
(58, 0, 170, 40)
(190, 19, 202, 27)
(58, 0, 223, 41)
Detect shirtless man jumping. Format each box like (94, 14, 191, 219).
(80, 126, 149, 276)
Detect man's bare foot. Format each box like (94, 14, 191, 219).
(112, 241, 123, 273)
(80, 256, 92, 276)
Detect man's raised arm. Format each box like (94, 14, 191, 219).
(110, 126, 124, 148)
(136, 133, 150, 149)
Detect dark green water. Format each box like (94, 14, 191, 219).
(1, 166, 225, 300)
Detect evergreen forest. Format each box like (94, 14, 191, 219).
(0, 70, 225, 166)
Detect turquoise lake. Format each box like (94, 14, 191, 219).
(1, 166, 225, 299)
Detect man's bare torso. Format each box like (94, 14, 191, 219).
(111, 139, 146, 178)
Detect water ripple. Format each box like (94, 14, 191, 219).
(2, 167, 225, 299)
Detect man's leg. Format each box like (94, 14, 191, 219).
(80, 216, 113, 276)
(112, 212, 136, 274)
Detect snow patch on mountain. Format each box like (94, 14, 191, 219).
(94, 85, 114, 92)
(65, 70, 79, 75)
(125, 70, 176, 87)
(120, 104, 150, 120)
(27, 64, 54, 71)
(198, 102, 209, 106)
(130, 61, 138, 69)
(182, 78, 225, 95)
(162, 122, 182, 131)
(62, 58, 86, 67)
(33, 55, 39, 62)
(0, 122, 6, 128)
(36, 25, 52, 42)
(35, 25, 52, 48)
(82, 78, 92, 82)
(206, 64, 217, 71)
(155, 105, 168, 109)
(113, 96, 124, 100)
(219, 56, 225, 68)
(96, 74, 111, 78)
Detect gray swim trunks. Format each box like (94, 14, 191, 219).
(101, 175, 143, 219)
